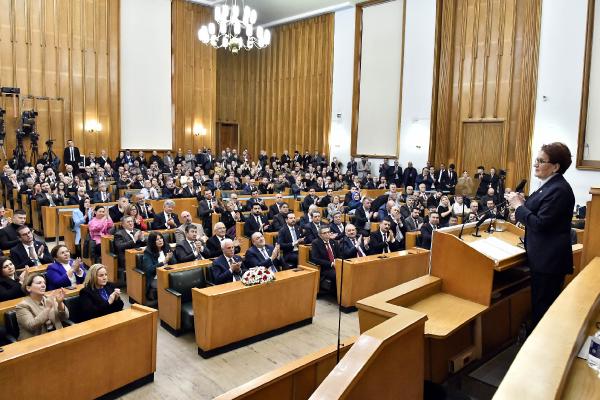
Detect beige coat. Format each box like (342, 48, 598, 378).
(15, 295, 70, 340)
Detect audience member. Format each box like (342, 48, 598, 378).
(244, 232, 281, 272)
(47, 245, 87, 290)
(10, 225, 52, 268)
(174, 224, 209, 262)
(211, 239, 246, 284)
(78, 264, 124, 321)
(142, 232, 176, 299)
(0, 257, 26, 301)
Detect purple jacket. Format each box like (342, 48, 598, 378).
(46, 260, 87, 290)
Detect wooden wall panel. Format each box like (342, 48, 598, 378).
(0, 0, 120, 168)
(171, 0, 217, 153)
(217, 14, 334, 157)
(430, 0, 541, 190)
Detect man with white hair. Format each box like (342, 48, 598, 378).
(210, 238, 246, 285)
(175, 210, 207, 244)
(152, 199, 180, 230)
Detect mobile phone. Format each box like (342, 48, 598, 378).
(164, 266, 173, 270)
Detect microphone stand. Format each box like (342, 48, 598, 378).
(458, 201, 467, 240)
(336, 205, 348, 364)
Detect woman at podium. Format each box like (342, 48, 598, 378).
(507, 142, 575, 329)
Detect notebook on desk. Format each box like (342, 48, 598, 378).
(467, 237, 525, 264)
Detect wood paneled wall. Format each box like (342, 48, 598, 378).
(0, 0, 120, 165)
(171, 0, 217, 153)
(429, 0, 541, 190)
(217, 14, 334, 157)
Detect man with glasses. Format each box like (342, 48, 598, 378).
(10, 225, 52, 268)
(244, 232, 281, 273)
(309, 226, 339, 293)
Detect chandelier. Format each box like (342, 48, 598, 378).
(197, 0, 272, 54)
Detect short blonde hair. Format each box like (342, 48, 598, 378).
(84, 264, 107, 290)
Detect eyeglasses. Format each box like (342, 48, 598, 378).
(534, 158, 552, 165)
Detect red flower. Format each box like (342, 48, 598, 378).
(262, 275, 267, 281)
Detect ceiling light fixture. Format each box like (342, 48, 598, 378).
(197, 0, 272, 54)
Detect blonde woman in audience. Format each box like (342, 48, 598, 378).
(15, 273, 69, 340)
(79, 264, 124, 321)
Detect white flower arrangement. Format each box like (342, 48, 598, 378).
(241, 266, 276, 286)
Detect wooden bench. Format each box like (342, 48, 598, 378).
(0, 305, 158, 399)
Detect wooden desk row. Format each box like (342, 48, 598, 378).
(0, 305, 158, 400)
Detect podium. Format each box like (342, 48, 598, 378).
(357, 219, 566, 382)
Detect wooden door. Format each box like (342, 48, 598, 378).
(217, 123, 239, 153)
(461, 121, 504, 175)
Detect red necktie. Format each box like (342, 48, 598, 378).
(325, 242, 334, 262)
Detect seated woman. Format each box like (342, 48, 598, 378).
(46, 245, 87, 290)
(15, 273, 69, 340)
(88, 205, 114, 262)
(78, 264, 124, 321)
(142, 232, 176, 300)
(0, 257, 26, 301)
(125, 204, 148, 231)
(72, 197, 93, 257)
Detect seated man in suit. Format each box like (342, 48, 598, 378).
(367, 219, 398, 255)
(10, 225, 53, 268)
(244, 189, 268, 211)
(479, 187, 498, 209)
(174, 224, 210, 262)
(93, 182, 112, 203)
(244, 232, 281, 273)
(205, 222, 241, 258)
(175, 210, 207, 244)
(0, 209, 27, 250)
(68, 186, 88, 206)
(303, 210, 324, 244)
(309, 226, 338, 292)
(243, 203, 270, 238)
(302, 187, 319, 214)
(210, 239, 246, 285)
(152, 199, 181, 230)
(113, 215, 147, 269)
(419, 211, 439, 250)
(339, 223, 369, 259)
(135, 193, 155, 220)
(269, 202, 289, 232)
(404, 207, 424, 232)
(277, 213, 305, 268)
(108, 196, 129, 223)
(268, 193, 287, 219)
(329, 211, 346, 240)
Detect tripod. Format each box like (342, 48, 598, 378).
(29, 138, 39, 166)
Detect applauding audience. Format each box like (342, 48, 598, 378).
(79, 264, 124, 321)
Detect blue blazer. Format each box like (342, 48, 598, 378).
(46, 260, 87, 290)
(211, 254, 245, 285)
(244, 245, 281, 271)
(515, 174, 575, 275)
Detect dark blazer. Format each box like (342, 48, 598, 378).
(515, 174, 575, 275)
(46, 260, 87, 290)
(220, 211, 240, 230)
(63, 146, 81, 166)
(114, 228, 146, 268)
(0, 276, 23, 301)
(0, 223, 22, 250)
(34, 192, 62, 207)
(92, 191, 113, 204)
(108, 205, 125, 223)
(78, 283, 124, 322)
(419, 223, 435, 250)
(9, 241, 53, 269)
(269, 213, 287, 232)
(302, 195, 318, 213)
(141, 248, 176, 290)
(303, 222, 323, 244)
(353, 207, 374, 236)
(404, 216, 422, 232)
(205, 236, 240, 258)
(152, 212, 180, 230)
(277, 225, 304, 255)
(339, 236, 368, 259)
(368, 230, 396, 255)
(330, 222, 346, 240)
(136, 203, 155, 219)
(68, 195, 86, 206)
(174, 240, 209, 263)
(211, 254, 245, 285)
(198, 200, 221, 232)
(268, 203, 283, 219)
(244, 245, 281, 271)
(310, 238, 339, 270)
(244, 214, 268, 237)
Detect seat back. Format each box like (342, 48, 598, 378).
(169, 268, 206, 303)
(135, 253, 144, 270)
(63, 295, 82, 323)
(4, 310, 19, 339)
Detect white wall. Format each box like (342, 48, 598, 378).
(533, 0, 600, 206)
(120, 0, 172, 150)
(329, 0, 436, 175)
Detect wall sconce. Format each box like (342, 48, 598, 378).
(86, 120, 102, 133)
(193, 124, 207, 136)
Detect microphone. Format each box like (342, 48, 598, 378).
(515, 179, 527, 193)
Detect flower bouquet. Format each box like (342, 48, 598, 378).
(241, 266, 276, 286)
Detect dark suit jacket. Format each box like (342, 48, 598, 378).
(136, 203, 155, 219)
(339, 236, 368, 259)
(303, 222, 323, 244)
(152, 212, 181, 230)
(310, 238, 339, 270)
(198, 200, 221, 231)
(92, 191, 113, 204)
(269, 213, 287, 232)
(419, 223, 435, 250)
(63, 146, 81, 165)
(244, 245, 281, 271)
(515, 174, 575, 275)
(368, 230, 397, 255)
(268, 203, 283, 219)
(108, 205, 125, 223)
(205, 236, 240, 258)
(353, 207, 374, 236)
(244, 214, 268, 237)
(68, 195, 86, 206)
(9, 241, 53, 268)
(330, 222, 346, 240)
(0, 223, 22, 250)
(174, 240, 209, 263)
(211, 254, 246, 285)
(114, 228, 146, 268)
(302, 195, 318, 213)
(0, 276, 23, 301)
(277, 225, 304, 255)
(78, 283, 124, 322)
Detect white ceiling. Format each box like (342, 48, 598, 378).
(188, 0, 361, 27)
